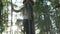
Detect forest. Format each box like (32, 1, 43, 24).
(0, 0, 60, 34)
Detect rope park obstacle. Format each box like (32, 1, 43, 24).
(11, 0, 35, 34)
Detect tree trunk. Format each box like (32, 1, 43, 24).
(23, 0, 35, 34)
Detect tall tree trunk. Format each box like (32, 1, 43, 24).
(23, 0, 35, 34)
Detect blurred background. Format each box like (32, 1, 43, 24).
(0, 0, 60, 34)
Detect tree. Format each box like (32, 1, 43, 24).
(23, 0, 35, 34)
(34, 0, 60, 34)
(10, 0, 35, 34)
(0, 0, 4, 34)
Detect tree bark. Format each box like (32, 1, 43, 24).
(23, 0, 35, 34)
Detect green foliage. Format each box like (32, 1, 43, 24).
(34, 0, 58, 34)
(0, 0, 4, 33)
(1, 0, 60, 34)
(0, 0, 3, 10)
